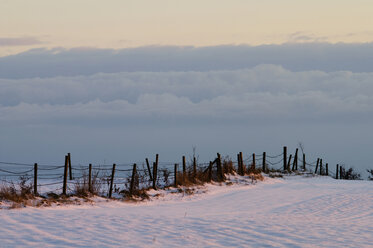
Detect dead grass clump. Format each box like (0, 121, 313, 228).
(74, 170, 102, 197)
(0, 177, 35, 205)
(222, 157, 236, 175)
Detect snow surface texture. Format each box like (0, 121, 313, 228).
(0, 176, 372, 247)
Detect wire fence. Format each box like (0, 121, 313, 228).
(0, 148, 357, 197)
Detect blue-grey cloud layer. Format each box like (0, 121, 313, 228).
(1, 44, 372, 175)
(1, 43, 373, 79)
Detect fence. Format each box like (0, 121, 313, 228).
(0, 146, 347, 198)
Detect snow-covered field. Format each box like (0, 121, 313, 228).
(0, 175, 372, 247)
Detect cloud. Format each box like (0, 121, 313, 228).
(0, 36, 43, 47)
(1, 43, 373, 79)
(1, 65, 372, 127)
(287, 32, 327, 43)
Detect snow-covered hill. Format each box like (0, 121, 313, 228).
(0, 175, 372, 247)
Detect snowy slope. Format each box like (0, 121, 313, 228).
(0, 176, 372, 247)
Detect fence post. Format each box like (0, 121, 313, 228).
(62, 155, 68, 195)
(336, 164, 339, 179)
(174, 164, 178, 187)
(340, 165, 343, 180)
(283, 146, 287, 171)
(216, 153, 224, 181)
(303, 153, 306, 171)
(239, 152, 243, 175)
(252, 153, 256, 169)
(262, 152, 266, 172)
(287, 154, 292, 172)
(208, 161, 213, 182)
(34, 163, 38, 196)
(237, 154, 241, 175)
(108, 164, 116, 198)
(315, 158, 320, 174)
(320, 159, 323, 175)
(155, 154, 159, 168)
(129, 163, 137, 196)
(152, 162, 157, 189)
(292, 148, 298, 171)
(193, 157, 197, 182)
(68, 153, 73, 180)
(182, 156, 186, 182)
(145, 158, 153, 182)
(88, 163, 92, 193)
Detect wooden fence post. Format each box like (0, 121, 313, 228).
(155, 154, 159, 168)
(303, 153, 306, 171)
(34, 163, 38, 196)
(68, 153, 73, 180)
(88, 163, 92, 193)
(152, 162, 157, 190)
(129, 164, 137, 196)
(262, 152, 266, 172)
(174, 164, 178, 187)
(325, 163, 328, 176)
(62, 155, 68, 195)
(287, 154, 292, 171)
(182, 156, 186, 182)
(252, 153, 256, 169)
(336, 164, 339, 179)
(315, 158, 320, 174)
(292, 148, 298, 171)
(193, 157, 197, 182)
(320, 159, 323, 175)
(240, 152, 244, 175)
(108, 164, 116, 198)
(283, 146, 287, 171)
(208, 161, 213, 182)
(237, 153, 241, 175)
(216, 153, 224, 181)
(145, 158, 153, 182)
(340, 165, 343, 180)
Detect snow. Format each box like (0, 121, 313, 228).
(0, 175, 372, 247)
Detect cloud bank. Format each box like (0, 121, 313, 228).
(0, 37, 43, 47)
(1, 43, 373, 79)
(1, 65, 372, 126)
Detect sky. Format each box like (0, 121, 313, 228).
(1, 1, 373, 176)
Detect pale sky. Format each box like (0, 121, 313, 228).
(1, 0, 373, 56)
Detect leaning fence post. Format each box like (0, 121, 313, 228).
(262, 152, 266, 172)
(129, 164, 137, 196)
(174, 164, 178, 187)
(152, 162, 157, 190)
(314, 158, 319, 174)
(336, 164, 339, 179)
(108, 164, 116, 198)
(62, 155, 68, 195)
(292, 148, 298, 171)
(283, 146, 287, 171)
(287, 154, 292, 171)
(88, 163, 92, 193)
(68, 153, 73, 180)
(34, 163, 38, 196)
(303, 153, 306, 171)
(145, 158, 153, 182)
(208, 161, 213, 182)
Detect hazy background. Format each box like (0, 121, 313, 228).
(1, 1, 373, 177)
